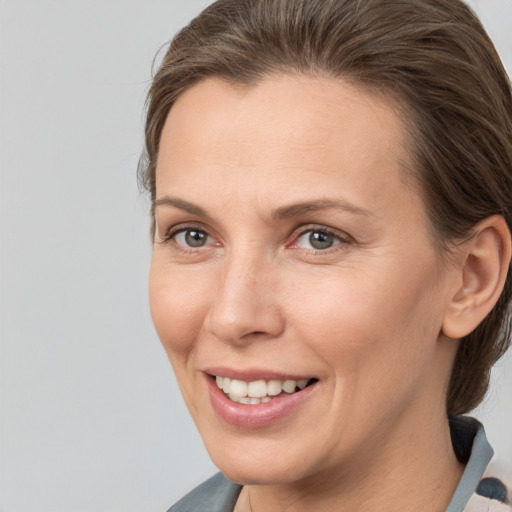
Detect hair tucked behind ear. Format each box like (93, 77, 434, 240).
(139, 0, 512, 415)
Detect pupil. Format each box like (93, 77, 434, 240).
(185, 230, 207, 247)
(309, 232, 333, 250)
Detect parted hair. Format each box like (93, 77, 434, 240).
(139, 0, 512, 415)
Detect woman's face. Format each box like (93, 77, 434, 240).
(149, 75, 460, 486)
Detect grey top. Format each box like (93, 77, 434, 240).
(446, 417, 493, 511)
(167, 417, 495, 512)
(167, 472, 241, 512)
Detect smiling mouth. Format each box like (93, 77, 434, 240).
(213, 375, 318, 405)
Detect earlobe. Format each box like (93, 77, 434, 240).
(442, 215, 511, 339)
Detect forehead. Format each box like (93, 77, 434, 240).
(159, 74, 409, 162)
(155, 74, 419, 221)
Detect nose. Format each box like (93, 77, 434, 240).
(204, 254, 285, 346)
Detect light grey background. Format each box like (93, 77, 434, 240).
(0, 1, 511, 511)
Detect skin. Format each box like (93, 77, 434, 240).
(149, 75, 468, 511)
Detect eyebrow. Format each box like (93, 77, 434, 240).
(272, 199, 376, 220)
(153, 196, 211, 219)
(153, 196, 375, 220)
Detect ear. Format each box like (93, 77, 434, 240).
(442, 215, 511, 339)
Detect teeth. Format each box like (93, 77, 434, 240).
(282, 380, 297, 393)
(297, 379, 308, 389)
(214, 375, 312, 403)
(247, 380, 267, 398)
(222, 378, 231, 394)
(229, 379, 248, 398)
(267, 380, 282, 396)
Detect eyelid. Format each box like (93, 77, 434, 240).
(288, 224, 353, 250)
(159, 223, 216, 247)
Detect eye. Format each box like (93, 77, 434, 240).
(293, 228, 348, 251)
(173, 228, 210, 248)
(301, 231, 336, 250)
(162, 226, 216, 250)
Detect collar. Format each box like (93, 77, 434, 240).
(446, 416, 494, 512)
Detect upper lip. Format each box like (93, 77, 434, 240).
(203, 366, 315, 382)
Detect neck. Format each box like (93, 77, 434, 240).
(236, 412, 464, 512)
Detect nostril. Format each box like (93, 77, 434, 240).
(242, 330, 270, 338)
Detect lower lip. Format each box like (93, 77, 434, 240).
(206, 376, 318, 429)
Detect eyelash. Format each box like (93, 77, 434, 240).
(290, 225, 352, 253)
(159, 224, 352, 254)
(160, 225, 215, 253)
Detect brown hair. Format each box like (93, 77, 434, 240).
(139, 0, 512, 415)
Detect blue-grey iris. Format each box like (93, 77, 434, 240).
(185, 230, 207, 247)
(309, 232, 334, 249)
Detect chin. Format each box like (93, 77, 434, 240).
(201, 433, 321, 486)
(215, 457, 310, 486)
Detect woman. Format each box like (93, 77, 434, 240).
(139, 0, 512, 510)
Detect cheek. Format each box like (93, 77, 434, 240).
(148, 260, 210, 358)
(287, 261, 443, 378)
(285, 270, 444, 445)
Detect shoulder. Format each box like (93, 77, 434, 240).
(166, 473, 242, 512)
